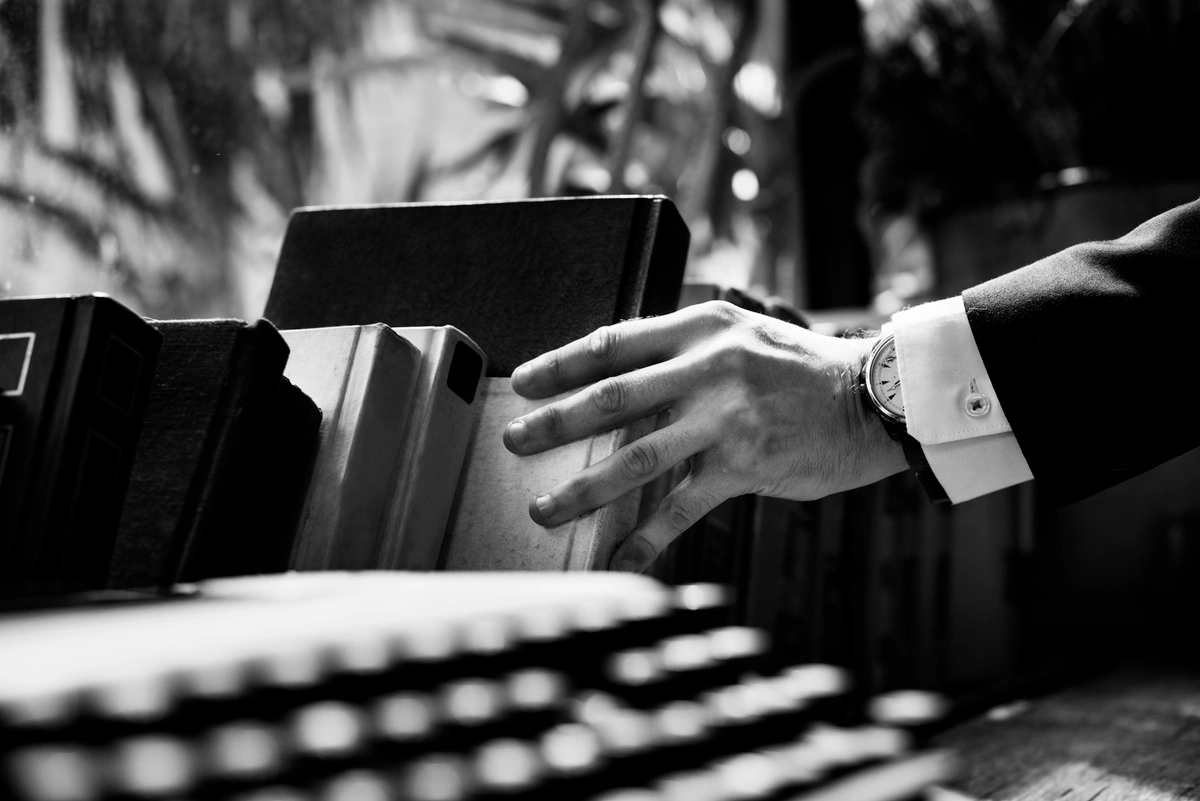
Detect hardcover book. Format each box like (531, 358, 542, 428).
(280, 325, 421, 570)
(263, 195, 690, 376)
(441, 378, 654, 571)
(110, 319, 293, 587)
(235, 377, 322, 577)
(0, 295, 161, 595)
(380, 326, 485, 570)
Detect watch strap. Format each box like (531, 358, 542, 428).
(897, 432, 951, 504)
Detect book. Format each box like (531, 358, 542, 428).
(110, 319, 291, 587)
(440, 378, 655, 571)
(235, 377, 322, 577)
(0, 295, 161, 595)
(262, 195, 690, 376)
(280, 325, 422, 570)
(379, 326, 486, 570)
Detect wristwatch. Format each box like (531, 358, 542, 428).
(859, 333, 950, 504)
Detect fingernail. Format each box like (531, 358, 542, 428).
(534, 494, 556, 519)
(613, 559, 640, 573)
(507, 419, 528, 447)
(512, 364, 532, 388)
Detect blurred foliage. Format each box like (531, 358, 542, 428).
(1, 0, 791, 317)
(859, 0, 1200, 216)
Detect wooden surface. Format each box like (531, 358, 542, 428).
(936, 664, 1200, 801)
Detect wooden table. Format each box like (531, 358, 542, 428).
(934, 664, 1200, 801)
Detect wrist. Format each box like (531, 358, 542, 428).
(844, 337, 909, 487)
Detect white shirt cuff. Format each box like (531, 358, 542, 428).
(889, 297, 1033, 503)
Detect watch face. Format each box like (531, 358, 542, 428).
(868, 336, 905, 419)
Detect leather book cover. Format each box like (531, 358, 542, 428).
(0, 295, 160, 595)
(263, 195, 689, 376)
(380, 326, 485, 570)
(233, 377, 322, 577)
(111, 319, 289, 587)
(440, 378, 653, 572)
(281, 325, 421, 570)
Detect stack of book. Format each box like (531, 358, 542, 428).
(0, 196, 689, 598)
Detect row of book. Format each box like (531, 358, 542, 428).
(0, 291, 689, 595)
(0, 196, 695, 596)
(0, 295, 437, 591)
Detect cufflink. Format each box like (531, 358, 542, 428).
(965, 393, 990, 418)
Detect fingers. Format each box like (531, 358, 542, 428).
(607, 471, 726, 574)
(510, 303, 734, 399)
(527, 422, 707, 527)
(505, 357, 693, 455)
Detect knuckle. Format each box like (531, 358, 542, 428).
(588, 326, 620, 364)
(543, 351, 566, 383)
(707, 300, 742, 327)
(541, 404, 566, 438)
(558, 474, 595, 510)
(661, 494, 699, 532)
(710, 339, 751, 376)
(591, 378, 626, 415)
(619, 440, 660, 481)
(617, 533, 660, 568)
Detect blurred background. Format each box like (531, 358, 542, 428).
(4, 0, 1200, 690)
(7, 0, 1200, 320)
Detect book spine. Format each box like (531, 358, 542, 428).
(111, 321, 244, 589)
(0, 298, 71, 589)
(53, 297, 161, 590)
(382, 326, 485, 571)
(331, 326, 420, 569)
(175, 321, 290, 582)
(5, 297, 160, 592)
(282, 326, 361, 570)
(237, 377, 321, 575)
(284, 324, 421, 571)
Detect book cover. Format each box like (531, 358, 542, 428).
(234, 377, 322, 577)
(379, 326, 486, 570)
(0, 295, 161, 594)
(111, 319, 289, 587)
(263, 195, 689, 376)
(281, 324, 421, 570)
(440, 378, 654, 572)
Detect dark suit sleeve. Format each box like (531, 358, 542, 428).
(963, 197, 1200, 505)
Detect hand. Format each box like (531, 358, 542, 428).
(503, 301, 909, 573)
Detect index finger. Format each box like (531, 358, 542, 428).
(511, 304, 723, 399)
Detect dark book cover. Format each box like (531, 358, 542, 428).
(110, 319, 290, 588)
(0, 295, 161, 595)
(263, 195, 689, 377)
(233, 377, 321, 578)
